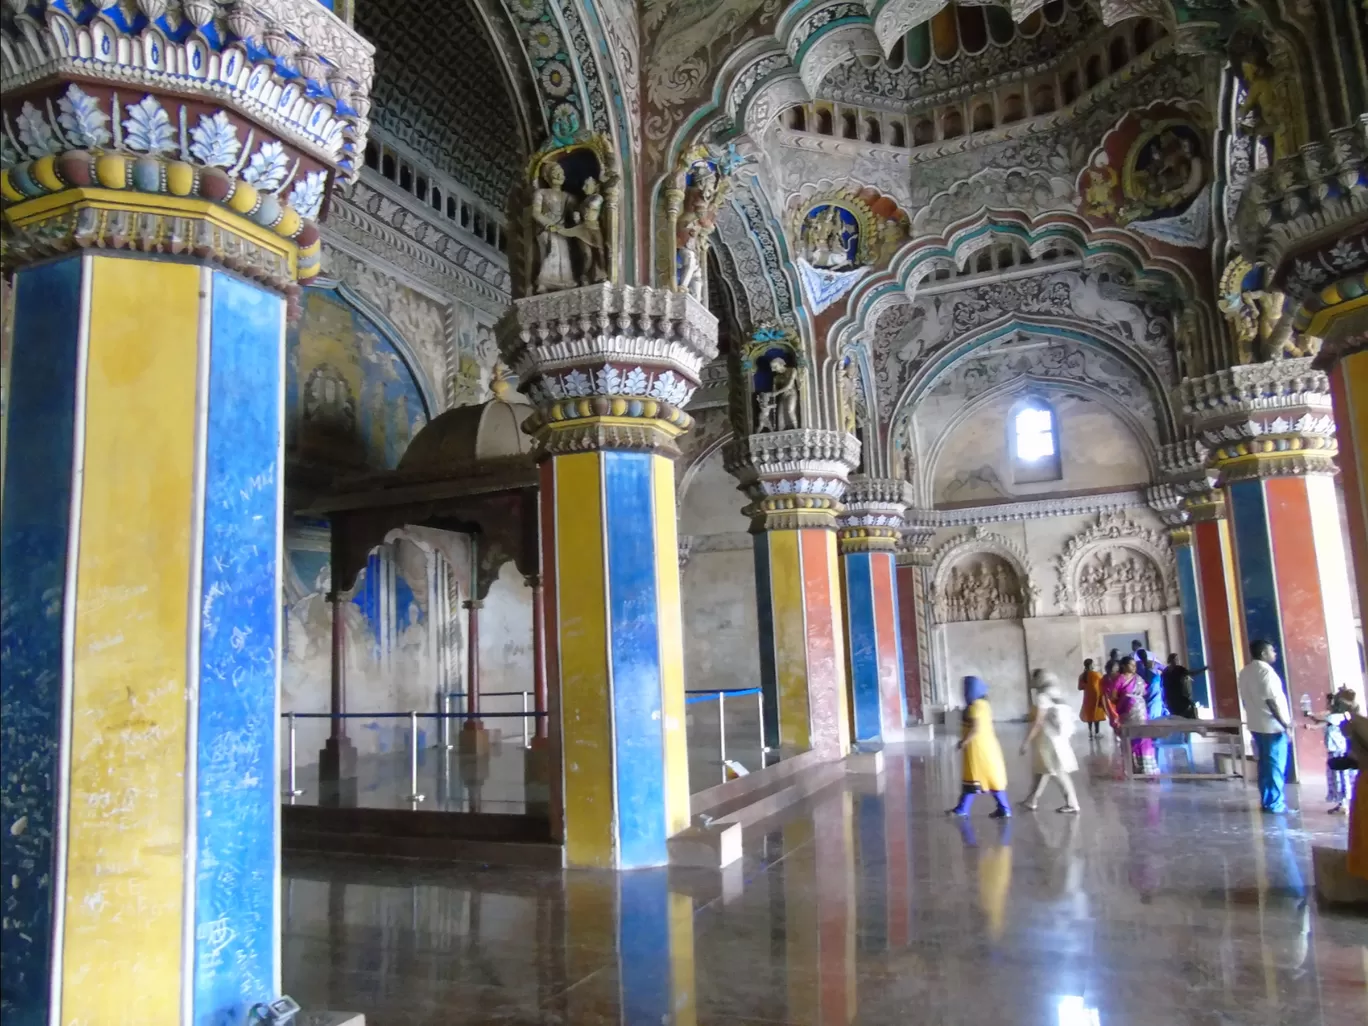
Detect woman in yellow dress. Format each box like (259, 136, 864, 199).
(948, 676, 1011, 818)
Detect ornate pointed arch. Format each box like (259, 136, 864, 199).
(929, 526, 1039, 618)
(1052, 511, 1178, 615)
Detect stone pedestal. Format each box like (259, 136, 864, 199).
(498, 283, 717, 869)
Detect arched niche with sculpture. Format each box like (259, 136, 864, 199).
(929, 527, 1040, 624)
(513, 133, 620, 298)
(732, 325, 805, 436)
(1053, 512, 1178, 616)
(785, 189, 907, 272)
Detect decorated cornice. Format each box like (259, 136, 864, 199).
(1178, 359, 1337, 482)
(496, 282, 719, 458)
(837, 475, 909, 553)
(1235, 120, 1368, 298)
(896, 521, 936, 566)
(903, 488, 1151, 528)
(1146, 439, 1212, 527)
(723, 427, 860, 531)
(1, 0, 374, 185)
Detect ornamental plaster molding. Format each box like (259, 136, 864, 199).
(1052, 511, 1177, 616)
(839, 475, 910, 527)
(1, 0, 373, 182)
(929, 526, 1039, 618)
(724, 427, 860, 528)
(1235, 119, 1368, 293)
(904, 488, 1150, 528)
(1178, 360, 1335, 454)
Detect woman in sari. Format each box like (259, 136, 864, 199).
(1106, 656, 1158, 775)
(1077, 658, 1107, 738)
(1136, 648, 1167, 720)
(1100, 659, 1122, 737)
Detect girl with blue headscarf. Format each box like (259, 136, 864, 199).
(948, 675, 1011, 818)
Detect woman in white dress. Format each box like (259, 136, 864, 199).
(1020, 669, 1081, 814)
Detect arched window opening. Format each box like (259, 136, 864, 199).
(865, 117, 882, 144)
(1001, 94, 1025, 123)
(913, 118, 935, 145)
(971, 102, 994, 132)
(890, 122, 907, 147)
(1032, 84, 1056, 114)
(787, 106, 807, 131)
(942, 108, 964, 139)
(430, 186, 443, 212)
(816, 108, 834, 135)
(1062, 70, 1080, 104)
(974, 250, 993, 273)
(1134, 18, 1157, 54)
(1085, 54, 1104, 88)
(1011, 401, 1062, 483)
(1108, 36, 1129, 73)
(841, 111, 858, 139)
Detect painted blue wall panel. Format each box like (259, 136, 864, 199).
(845, 553, 882, 742)
(753, 536, 779, 749)
(0, 256, 83, 1026)
(193, 272, 284, 1024)
(604, 451, 667, 868)
(1175, 545, 1209, 707)
(618, 871, 673, 1022)
(1227, 480, 1285, 676)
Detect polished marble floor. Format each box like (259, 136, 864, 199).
(282, 727, 1368, 1025)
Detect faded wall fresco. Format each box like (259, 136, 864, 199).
(286, 287, 433, 474)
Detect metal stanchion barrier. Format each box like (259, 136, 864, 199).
(718, 690, 727, 782)
(407, 711, 426, 803)
(521, 691, 530, 749)
(282, 712, 303, 799)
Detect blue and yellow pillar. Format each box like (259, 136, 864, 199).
(838, 479, 908, 746)
(1, 186, 309, 1022)
(501, 285, 717, 869)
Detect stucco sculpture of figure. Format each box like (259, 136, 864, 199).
(531, 162, 576, 293)
(677, 221, 702, 299)
(840, 360, 859, 434)
(757, 356, 799, 432)
(564, 175, 607, 286)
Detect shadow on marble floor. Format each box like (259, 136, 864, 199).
(282, 725, 1368, 1026)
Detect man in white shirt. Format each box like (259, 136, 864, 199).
(1237, 639, 1293, 813)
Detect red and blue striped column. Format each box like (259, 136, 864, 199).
(1186, 494, 1245, 718)
(728, 430, 858, 760)
(1324, 339, 1368, 662)
(500, 285, 717, 869)
(1185, 362, 1356, 776)
(838, 479, 909, 747)
(1, 246, 291, 1024)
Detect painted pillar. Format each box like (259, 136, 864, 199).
(0, 16, 368, 1018)
(837, 478, 909, 746)
(1185, 361, 1357, 777)
(895, 525, 935, 723)
(527, 573, 550, 742)
(498, 284, 717, 870)
(1187, 493, 1245, 718)
(0, 251, 292, 1021)
(1168, 527, 1213, 708)
(1324, 339, 1368, 656)
(728, 429, 858, 759)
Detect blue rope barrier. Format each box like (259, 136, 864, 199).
(684, 687, 763, 704)
(280, 711, 546, 719)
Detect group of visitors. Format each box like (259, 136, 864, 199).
(1072, 643, 1199, 775)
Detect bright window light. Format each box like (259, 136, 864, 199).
(1015, 406, 1055, 461)
(1057, 995, 1101, 1026)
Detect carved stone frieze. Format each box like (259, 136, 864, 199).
(906, 488, 1152, 529)
(1053, 512, 1177, 616)
(929, 526, 1038, 620)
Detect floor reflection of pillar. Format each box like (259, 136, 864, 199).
(564, 870, 696, 1025)
(785, 791, 857, 1025)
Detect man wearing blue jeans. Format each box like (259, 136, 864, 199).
(1236, 640, 1293, 812)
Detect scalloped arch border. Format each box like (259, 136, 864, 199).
(1052, 512, 1177, 616)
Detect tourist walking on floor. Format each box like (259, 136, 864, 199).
(1106, 657, 1158, 775)
(1100, 659, 1122, 737)
(948, 676, 1011, 818)
(1022, 670, 1081, 813)
(1078, 659, 1106, 738)
(1237, 640, 1293, 814)
(1136, 648, 1167, 720)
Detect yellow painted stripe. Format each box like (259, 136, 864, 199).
(1343, 352, 1368, 593)
(651, 455, 690, 836)
(768, 530, 811, 751)
(668, 890, 697, 1026)
(823, 533, 852, 756)
(555, 452, 615, 868)
(1217, 518, 1246, 669)
(565, 875, 617, 1021)
(63, 256, 199, 1023)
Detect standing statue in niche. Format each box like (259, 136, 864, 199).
(676, 221, 702, 299)
(563, 176, 608, 286)
(840, 359, 859, 434)
(531, 162, 577, 294)
(756, 356, 800, 433)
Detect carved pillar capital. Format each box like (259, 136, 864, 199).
(496, 283, 719, 458)
(1179, 359, 1337, 484)
(837, 477, 910, 554)
(896, 519, 936, 567)
(722, 428, 860, 531)
(1, 0, 374, 283)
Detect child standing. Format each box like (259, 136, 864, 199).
(1306, 688, 1358, 813)
(948, 676, 1011, 819)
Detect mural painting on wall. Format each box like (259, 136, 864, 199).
(287, 288, 432, 472)
(1078, 105, 1210, 249)
(937, 556, 1025, 624)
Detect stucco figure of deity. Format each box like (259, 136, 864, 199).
(532, 162, 576, 294)
(677, 222, 702, 299)
(760, 356, 800, 432)
(564, 175, 607, 286)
